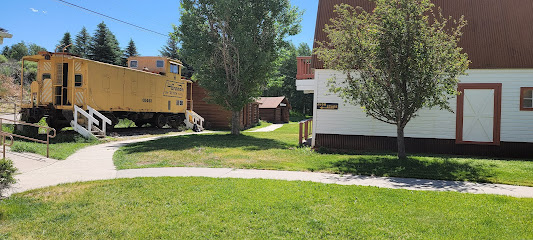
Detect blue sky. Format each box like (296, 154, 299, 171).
(1, 0, 318, 56)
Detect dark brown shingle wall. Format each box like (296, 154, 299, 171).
(312, 0, 533, 69)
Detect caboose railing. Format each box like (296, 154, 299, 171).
(88, 105, 112, 135)
(72, 105, 111, 138)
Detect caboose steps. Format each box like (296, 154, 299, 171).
(72, 105, 111, 139)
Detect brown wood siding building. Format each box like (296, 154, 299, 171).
(258, 97, 291, 123)
(191, 82, 259, 130)
(312, 0, 533, 69)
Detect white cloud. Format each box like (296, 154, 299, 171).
(30, 8, 39, 12)
(42, 11, 47, 14)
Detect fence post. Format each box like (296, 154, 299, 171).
(304, 120, 309, 140)
(299, 122, 303, 145)
(46, 130, 50, 158)
(310, 120, 312, 136)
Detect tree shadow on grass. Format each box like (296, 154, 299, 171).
(331, 156, 496, 183)
(120, 134, 291, 154)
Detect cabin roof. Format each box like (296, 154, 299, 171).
(312, 0, 533, 69)
(258, 97, 288, 109)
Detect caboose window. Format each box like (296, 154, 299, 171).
(75, 74, 83, 87)
(130, 60, 138, 68)
(170, 63, 178, 74)
(42, 73, 51, 80)
(157, 60, 164, 68)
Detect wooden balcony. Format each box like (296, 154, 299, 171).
(296, 56, 314, 80)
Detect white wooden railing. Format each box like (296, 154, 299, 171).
(71, 105, 111, 138)
(88, 105, 112, 135)
(185, 110, 204, 132)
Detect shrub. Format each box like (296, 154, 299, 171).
(0, 158, 17, 197)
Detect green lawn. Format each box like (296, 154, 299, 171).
(8, 131, 101, 160)
(114, 123, 533, 186)
(1, 122, 102, 160)
(244, 120, 272, 131)
(1, 178, 532, 239)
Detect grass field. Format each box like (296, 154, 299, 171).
(9, 133, 99, 160)
(1, 177, 532, 239)
(114, 123, 533, 186)
(2, 122, 101, 160)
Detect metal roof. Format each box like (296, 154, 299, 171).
(312, 0, 533, 69)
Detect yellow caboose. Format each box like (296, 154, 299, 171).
(21, 52, 201, 132)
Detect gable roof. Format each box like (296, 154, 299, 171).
(312, 0, 533, 69)
(258, 97, 287, 109)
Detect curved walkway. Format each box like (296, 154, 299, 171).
(5, 132, 533, 198)
(247, 124, 284, 132)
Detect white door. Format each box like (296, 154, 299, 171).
(462, 89, 494, 142)
(457, 83, 501, 145)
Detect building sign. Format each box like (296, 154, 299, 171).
(317, 103, 338, 110)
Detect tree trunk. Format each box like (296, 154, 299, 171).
(397, 125, 407, 160)
(231, 111, 241, 135)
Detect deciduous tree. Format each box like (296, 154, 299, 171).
(6, 42, 28, 60)
(315, 0, 469, 160)
(263, 42, 313, 116)
(178, 0, 301, 135)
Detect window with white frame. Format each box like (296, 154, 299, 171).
(170, 63, 179, 74)
(520, 87, 533, 111)
(157, 60, 164, 68)
(130, 60, 138, 68)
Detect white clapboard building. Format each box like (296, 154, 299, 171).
(296, 0, 533, 158)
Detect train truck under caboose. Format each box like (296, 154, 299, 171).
(20, 52, 204, 136)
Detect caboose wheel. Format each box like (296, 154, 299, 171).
(134, 120, 147, 128)
(153, 114, 168, 128)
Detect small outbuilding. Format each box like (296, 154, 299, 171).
(257, 97, 291, 123)
(191, 82, 260, 130)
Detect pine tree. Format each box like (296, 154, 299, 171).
(88, 22, 122, 65)
(57, 32, 72, 53)
(1, 46, 9, 56)
(122, 38, 138, 66)
(160, 35, 194, 77)
(160, 36, 179, 59)
(72, 27, 90, 58)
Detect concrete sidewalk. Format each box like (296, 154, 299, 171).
(247, 124, 284, 132)
(5, 132, 533, 198)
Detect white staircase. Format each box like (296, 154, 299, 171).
(185, 110, 204, 132)
(71, 105, 112, 139)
